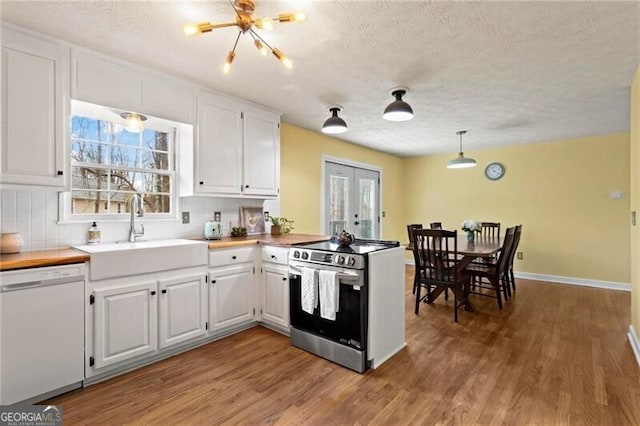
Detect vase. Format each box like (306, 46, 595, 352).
(271, 225, 281, 236)
(1, 232, 24, 254)
(466, 231, 475, 243)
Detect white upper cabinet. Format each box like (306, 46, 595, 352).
(196, 93, 244, 194)
(243, 108, 280, 196)
(72, 50, 194, 124)
(186, 90, 280, 198)
(1, 27, 69, 189)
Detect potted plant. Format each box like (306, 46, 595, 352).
(270, 216, 294, 236)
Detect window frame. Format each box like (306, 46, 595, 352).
(60, 100, 182, 223)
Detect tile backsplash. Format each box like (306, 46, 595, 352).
(0, 189, 280, 251)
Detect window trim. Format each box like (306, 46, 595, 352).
(59, 100, 189, 223)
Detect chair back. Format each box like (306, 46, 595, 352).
(411, 229, 460, 284)
(506, 224, 523, 266)
(429, 222, 442, 230)
(496, 226, 516, 273)
(407, 224, 423, 264)
(480, 222, 501, 239)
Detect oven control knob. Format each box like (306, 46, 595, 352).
(337, 255, 345, 265)
(301, 252, 309, 260)
(293, 251, 300, 259)
(347, 257, 356, 266)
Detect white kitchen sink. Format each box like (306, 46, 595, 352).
(73, 239, 208, 281)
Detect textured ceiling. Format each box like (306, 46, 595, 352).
(1, 1, 639, 157)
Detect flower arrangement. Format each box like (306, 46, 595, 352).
(461, 220, 481, 233)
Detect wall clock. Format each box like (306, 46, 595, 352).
(485, 162, 505, 181)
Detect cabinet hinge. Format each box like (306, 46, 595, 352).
(205, 322, 209, 330)
(253, 308, 255, 315)
(89, 356, 94, 367)
(278, 123, 280, 129)
(253, 266, 255, 274)
(89, 295, 95, 305)
(378, 216, 381, 223)
(241, 112, 244, 119)
(205, 275, 208, 283)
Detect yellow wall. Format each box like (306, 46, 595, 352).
(403, 133, 630, 283)
(631, 66, 640, 332)
(279, 123, 405, 242)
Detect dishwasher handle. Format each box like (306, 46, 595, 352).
(1, 275, 84, 292)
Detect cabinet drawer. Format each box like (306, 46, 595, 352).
(261, 247, 289, 266)
(208, 247, 254, 267)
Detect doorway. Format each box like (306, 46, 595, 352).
(323, 159, 380, 239)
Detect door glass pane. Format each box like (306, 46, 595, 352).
(329, 175, 349, 236)
(358, 177, 376, 239)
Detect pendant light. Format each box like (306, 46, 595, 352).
(120, 112, 147, 133)
(447, 130, 477, 169)
(383, 86, 413, 121)
(321, 106, 348, 134)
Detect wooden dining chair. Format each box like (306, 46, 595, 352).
(480, 222, 501, 239)
(466, 226, 516, 309)
(429, 222, 442, 230)
(505, 224, 523, 293)
(407, 224, 423, 295)
(411, 229, 469, 322)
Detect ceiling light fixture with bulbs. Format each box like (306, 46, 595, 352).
(321, 106, 348, 134)
(183, 0, 305, 74)
(447, 130, 477, 169)
(120, 112, 147, 133)
(383, 87, 414, 121)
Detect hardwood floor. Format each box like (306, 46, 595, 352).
(48, 266, 640, 425)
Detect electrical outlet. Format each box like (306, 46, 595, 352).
(182, 211, 190, 224)
(213, 211, 221, 222)
(517, 252, 523, 260)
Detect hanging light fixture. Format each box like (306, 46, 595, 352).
(321, 106, 348, 134)
(183, 0, 304, 73)
(447, 130, 477, 169)
(383, 87, 414, 121)
(120, 112, 147, 133)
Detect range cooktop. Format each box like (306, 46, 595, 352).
(296, 239, 399, 255)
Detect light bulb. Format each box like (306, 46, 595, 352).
(121, 113, 145, 133)
(256, 17, 274, 30)
(278, 12, 306, 22)
(282, 57, 293, 69)
(294, 12, 306, 21)
(272, 48, 292, 69)
(254, 39, 268, 56)
(183, 23, 199, 36)
(223, 51, 235, 74)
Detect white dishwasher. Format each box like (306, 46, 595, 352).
(0, 264, 85, 405)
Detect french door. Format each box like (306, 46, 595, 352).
(324, 161, 380, 239)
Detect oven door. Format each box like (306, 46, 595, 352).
(288, 261, 367, 351)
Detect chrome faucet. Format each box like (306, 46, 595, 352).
(128, 193, 145, 242)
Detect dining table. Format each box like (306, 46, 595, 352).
(406, 234, 504, 311)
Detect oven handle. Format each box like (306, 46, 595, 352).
(288, 265, 361, 281)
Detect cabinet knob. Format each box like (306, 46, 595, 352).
(271, 255, 276, 259)
(199, 181, 204, 185)
(232, 255, 237, 260)
(245, 185, 249, 188)
(211, 280, 216, 284)
(57, 170, 64, 176)
(150, 291, 156, 296)
(161, 289, 167, 294)
(282, 277, 287, 281)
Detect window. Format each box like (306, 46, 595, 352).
(65, 101, 178, 220)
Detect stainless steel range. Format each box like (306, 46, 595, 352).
(288, 239, 404, 373)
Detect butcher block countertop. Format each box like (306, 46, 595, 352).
(0, 248, 90, 272)
(206, 233, 329, 249)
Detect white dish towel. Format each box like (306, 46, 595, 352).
(301, 267, 317, 314)
(319, 270, 340, 321)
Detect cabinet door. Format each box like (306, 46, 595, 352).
(93, 281, 158, 369)
(158, 274, 207, 349)
(262, 263, 290, 329)
(141, 74, 194, 124)
(209, 264, 254, 332)
(1, 29, 68, 188)
(72, 50, 142, 111)
(242, 108, 280, 196)
(196, 92, 243, 194)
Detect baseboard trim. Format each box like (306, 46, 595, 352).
(403, 260, 631, 291)
(514, 271, 630, 292)
(628, 325, 640, 368)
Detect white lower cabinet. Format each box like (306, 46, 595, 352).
(159, 275, 207, 349)
(261, 263, 290, 330)
(208, 264, 255, 332)
(93, 280, 158, 369)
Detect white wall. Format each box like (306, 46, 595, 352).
(0, 189, 273, 250)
